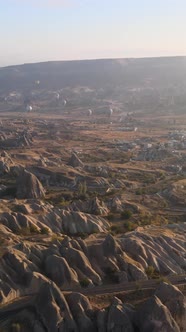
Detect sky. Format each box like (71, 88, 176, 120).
(0, 0, 186, 67)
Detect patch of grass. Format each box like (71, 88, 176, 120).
(110, 219, 138, 235)
(15, 225, 41, 236)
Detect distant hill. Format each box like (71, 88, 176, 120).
(0, 56, 186, 93)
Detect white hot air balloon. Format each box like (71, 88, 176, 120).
(56, 93, 60, 100)
(26, 105, 33, 112)
(63, 100, 67, 106)
(109, 108, 113, 116)
(88, 109, 92, 116)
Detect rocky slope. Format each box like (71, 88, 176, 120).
(0, 215, 185, 305)
(0, 125, 185, 332)
(0, 281, 185, 332)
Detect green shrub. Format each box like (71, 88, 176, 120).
(121, 210, 132, 220)
(104, 267, 119, 283)
(135, 282, 142, 293)
(51, 234, 62, 242)
(157, 276, 171, 284)
(15, 227, 30, 236)
(11, 323, 21, 332)
(125, 221, 135, 231)
(107, 213, 115, 221)
(78, 181, 87, 196)
(59, 199, 70, 207)
(80, 278, 90, 288)
(145, 265, 155, 278)
(110, 224, 120, 233)
(40, 227, 49, 235)
(30, 224, 40, 234)
(135, 188, 146, 195)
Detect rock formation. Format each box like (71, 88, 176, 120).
(0, 282, 184, 332)
(68, 152, 84, 168)
(16, 170, 45, 199)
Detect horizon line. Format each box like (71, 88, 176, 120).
(1, 54, 186, 69)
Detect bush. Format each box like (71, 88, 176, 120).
(78, 181, 87, 196)
(157, 276, 171, 284)
(121, 210, 132, 220)
(110, 224, 120, 233)
(125, 221, 135, 231)
(51, 234, 62, 242)
(135, 188, 146, 195)
(80, 278, 90, 288)
(104, 267, 119, 283)
(145, 265, 155, 278)
(11, 323, 21, 332)
(135, 282, 142, 293)
(59, 199, 70, 207)
(15, 227, 30, 236)
(40, 227, 49, 235)
(30, 224, 40, 234)
(107, 213, 115, 221)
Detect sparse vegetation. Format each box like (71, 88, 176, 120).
(30, 224, 40, 234)
(145, 265, 155, 278)
(107, 213, 115, 221)
(0, 56, 185, 330)
(40, 226, 50, 235)
(120, 210, 133, 220)
(77, 181, 87, 199)
(157, 276, 172, 284)
(80, 278, 90, 288)
(51, 234, 62, 242)
(11, 323, 22, 332)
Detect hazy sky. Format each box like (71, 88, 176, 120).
(0, 0, 186, 66)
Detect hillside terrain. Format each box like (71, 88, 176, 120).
(1, 56, 186, 115)
(0, 57, 185, 331)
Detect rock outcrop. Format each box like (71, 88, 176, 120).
(16, 170, 45, 199)
(155, 282, 186, 331)
(0, 283, 184, 332)
(0, 214, 185, 292)
(68, 152, 84, 168)
(135, 295, 180, 332)
(69, 197, 109, 215)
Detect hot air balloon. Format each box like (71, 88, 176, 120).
(109, 108, 113, 116)
(26, 105, 33, 112)
(88, 109, 92, 116)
